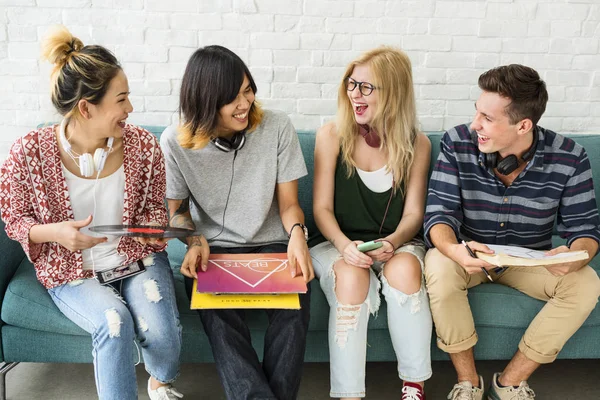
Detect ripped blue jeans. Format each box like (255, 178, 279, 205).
(310, 240, 432, 398)
(47, 251, 182, 400)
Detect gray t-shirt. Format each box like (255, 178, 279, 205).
(161, 109, 307, 248)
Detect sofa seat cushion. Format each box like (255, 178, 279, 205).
(2, 260, 88, 336)
(1, 258, 207, 336)
(308, 282, 600, 332)
(470, 283, 599, 328)
(4, 244, 598, 338)
(1, 254, 311, 336)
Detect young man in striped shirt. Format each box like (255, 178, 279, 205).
(423, 64, 600, 400)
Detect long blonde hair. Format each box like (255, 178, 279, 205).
(337, 46, 418, 192)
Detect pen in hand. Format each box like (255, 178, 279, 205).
(461, 240, 494, 282)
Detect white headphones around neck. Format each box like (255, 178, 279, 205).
(59, 118, 114, 178)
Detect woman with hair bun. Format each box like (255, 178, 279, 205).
(0, 25, 183, 400)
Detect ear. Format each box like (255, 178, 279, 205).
(516, 118, 533, 136)
(77, 99, 92, 120)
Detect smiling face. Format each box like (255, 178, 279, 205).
(470, 91, 524, 157)
(346, 64, 379, 126)
(216, 74, 255, 136)
(85, 69, 133, 139)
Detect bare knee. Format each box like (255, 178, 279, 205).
(333, 260, 370, 305)
(383, 253, 422, 294)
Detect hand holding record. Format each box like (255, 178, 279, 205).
(57, 215, 108, 252)
(132, 222, 168, 247)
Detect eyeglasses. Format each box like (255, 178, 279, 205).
(345, 77, 378, 96)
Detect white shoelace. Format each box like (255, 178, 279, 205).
(152, 385, 184, 400)
(402, 385, 423, 400)
(447, 382, 476, 400)
(516, 384, 536, 399)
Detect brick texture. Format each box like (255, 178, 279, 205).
(1, 0, 599, 161)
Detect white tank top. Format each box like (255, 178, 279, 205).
(62, 164, 126, 271)
(356, 165, 394, 193)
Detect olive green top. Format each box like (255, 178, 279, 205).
(311, 155, 406, 246)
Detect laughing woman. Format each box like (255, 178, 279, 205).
(310, 46, 433, 400)
(161, 45, 313, 400)
(0, 26, 182, 400)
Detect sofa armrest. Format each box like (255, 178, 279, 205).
(0, 220, 26, 308)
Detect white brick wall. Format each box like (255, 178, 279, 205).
(1, 0, 600, 161)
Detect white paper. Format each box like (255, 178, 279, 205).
(484, 244, 584, 260)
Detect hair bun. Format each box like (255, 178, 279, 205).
(41, 25, 84, 67)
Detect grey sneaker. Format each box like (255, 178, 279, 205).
(147, 378, 184, 400)
(487, 372, 535, 400)
(447, 375, 484, 400)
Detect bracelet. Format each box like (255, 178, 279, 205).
(288, 223, 308, 241)
(376, 239, 395, 253)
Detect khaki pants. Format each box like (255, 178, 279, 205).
(424, 248, 600, 364)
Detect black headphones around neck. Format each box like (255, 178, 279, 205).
(212, 130, 246, 153)
(472, 129, 539, 176)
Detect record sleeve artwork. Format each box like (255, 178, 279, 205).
(196, 253, 307, 294)
(191, 253, 307, 310)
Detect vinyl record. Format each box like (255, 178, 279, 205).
(89, 224, 197, 238)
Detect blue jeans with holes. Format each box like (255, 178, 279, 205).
(310, 240, 432, 398)
(47, 251, 181, 400)
(185, 243, 311, 400)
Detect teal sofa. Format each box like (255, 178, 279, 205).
(1, 128, 599, 399)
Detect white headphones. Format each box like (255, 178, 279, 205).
(59, 118, 114, 178)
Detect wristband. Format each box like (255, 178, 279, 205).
(376, 239, 395, 253)
(288, 223, 308, 241)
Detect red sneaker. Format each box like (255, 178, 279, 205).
(402, 381, 425, 400)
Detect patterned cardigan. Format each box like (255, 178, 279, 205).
(0, 124, 168, 289)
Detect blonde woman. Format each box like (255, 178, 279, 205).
(0, 26, 182, 400)
(310, 47, 432, 400)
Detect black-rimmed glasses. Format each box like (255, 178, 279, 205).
(345, 77, 378, 96)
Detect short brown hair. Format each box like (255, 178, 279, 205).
(478, 64, 548, 126)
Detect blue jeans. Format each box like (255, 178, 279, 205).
(185, 243, 311, 400)
(48, 251, 182, 400)
(310, 241, 432, 398)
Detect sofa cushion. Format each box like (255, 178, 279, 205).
(2, 260, 88, 336)
(0, 248, 205, 336)
(8, 127, 596, 354)
(0, 246, 391, 337)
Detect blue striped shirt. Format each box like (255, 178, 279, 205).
(424, 124, 600, 250)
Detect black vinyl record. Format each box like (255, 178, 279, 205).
(89, 224, 197, 238)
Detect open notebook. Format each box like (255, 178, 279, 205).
(475, 244, 588, 267)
